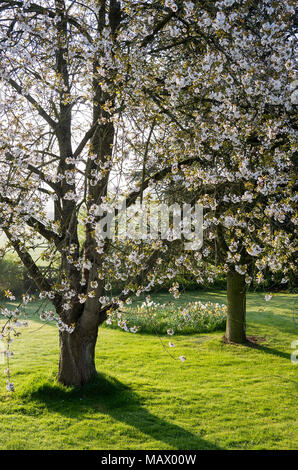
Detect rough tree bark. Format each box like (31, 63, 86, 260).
(225, 269, 247, 344)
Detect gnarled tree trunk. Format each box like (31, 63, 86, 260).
(58, 326, 99, 387)
(225, 269, 247, 344)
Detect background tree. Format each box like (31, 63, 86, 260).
(122, 0, 297, 343)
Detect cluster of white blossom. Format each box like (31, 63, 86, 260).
(0, 0, 296, 388)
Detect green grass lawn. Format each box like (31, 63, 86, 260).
(0, 291, 297, 450)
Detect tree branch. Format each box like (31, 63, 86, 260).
(5, 152, 61, 194)
(141, 11, 176, 48)
(73, 122, 99, 159)
(0, 0, 93, 42)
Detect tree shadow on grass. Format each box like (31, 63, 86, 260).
(247, 342, 291, 361)
(25, 372, 221, 450)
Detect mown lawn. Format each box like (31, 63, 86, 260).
(0, 291, 297, 450)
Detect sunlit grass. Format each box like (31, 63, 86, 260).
(0, 291, 297, 450)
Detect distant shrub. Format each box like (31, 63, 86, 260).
(104, 300, 227, 335)
(0, 257, 24, 299)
